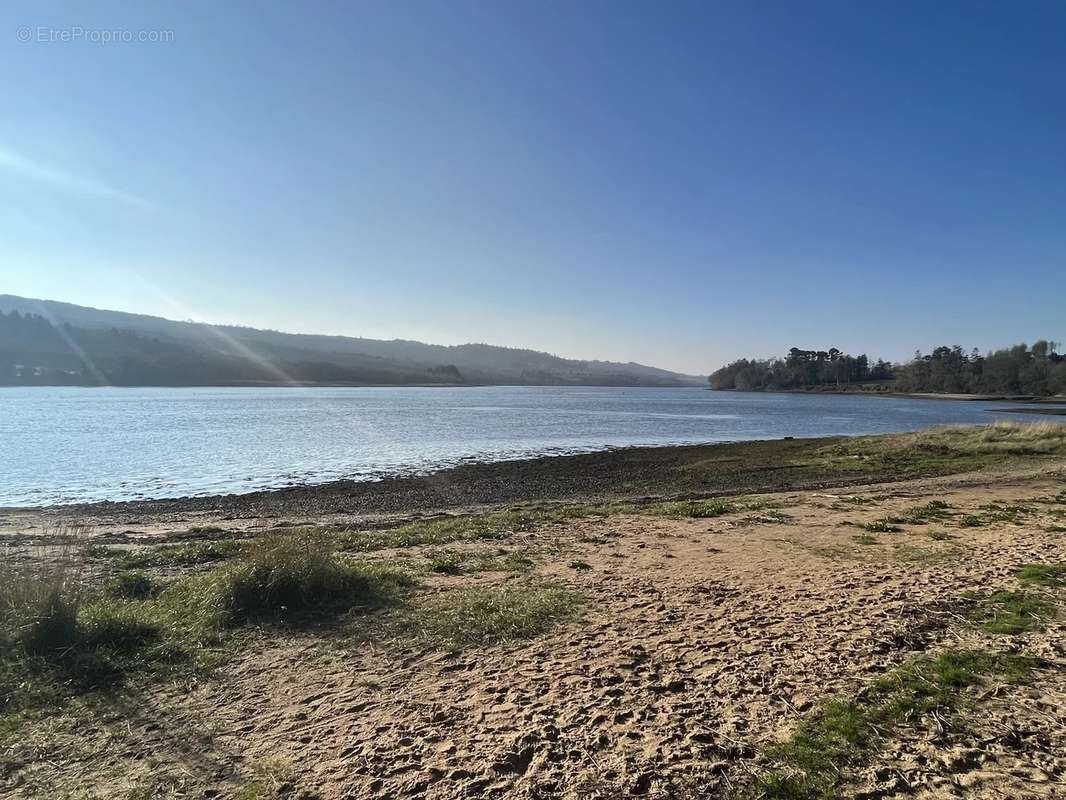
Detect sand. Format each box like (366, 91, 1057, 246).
(5, 459, 1064, 799)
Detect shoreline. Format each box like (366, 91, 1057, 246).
(2, 427, 1053, 530)
(1, 438, 815, 518)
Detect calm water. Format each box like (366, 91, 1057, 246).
(0, 386, 1061, 507)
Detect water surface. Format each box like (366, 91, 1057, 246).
(0, 386, 1060, 506)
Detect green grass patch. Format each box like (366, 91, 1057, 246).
(1015, 563, 1066, 587)
(173, 530, 413, 626)
(411, 582, 580, 648)
(428, 551, 463, 575)
(889, 500, 952, 525)
(957, 503, 1036, 529)
(232, 759, 295, 800)
(105, 570, 161, 600)
(88, 539, 246, 568)
(336, 506, 614, 552)
(648, 499, 738, 519)
(756, 649, 1038, 799)
(0, 530, 412, 721)
(425, 547, 536, 576)
(976, 590, 1056, 634)
(857, 519, 902, 533)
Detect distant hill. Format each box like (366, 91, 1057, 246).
(0, 295, 704, 388)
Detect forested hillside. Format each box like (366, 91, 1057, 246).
(0, 296, 702, 387)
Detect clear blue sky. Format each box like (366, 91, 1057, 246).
(2, 1, 1063, 374)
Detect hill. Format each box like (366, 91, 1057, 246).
(0, 295, 703, 388)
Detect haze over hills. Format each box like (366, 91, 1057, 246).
(0, 295, 704, 388)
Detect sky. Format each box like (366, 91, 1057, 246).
(1, 1, 1064, 375)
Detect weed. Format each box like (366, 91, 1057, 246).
(568, 559, 593, 571)
(232, 759, 295, 800)
(179, 530, 413, 625)
(853, 534, 878, 546)
(891, 500, 952, 525)
(958, 503, 1035, 529)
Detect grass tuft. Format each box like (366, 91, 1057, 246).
(177, 530, 413, 626)
(428, 551, 464, 575)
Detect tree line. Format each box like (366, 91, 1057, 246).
(708, 347, 892, 391)
(895, 342, 1065, 395)
(709, 342, 1066, 396)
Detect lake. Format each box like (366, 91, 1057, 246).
(0, 386, 1061, 507)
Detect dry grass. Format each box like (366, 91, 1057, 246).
(895, 421, 1066, 456)
(0, 527, 92, 658)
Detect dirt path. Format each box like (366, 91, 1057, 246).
(7, 466, 1065, 799)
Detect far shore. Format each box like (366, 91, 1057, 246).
(709, 387, 1066, 404)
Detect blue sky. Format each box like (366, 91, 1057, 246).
(1, 1, 1063, 374)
